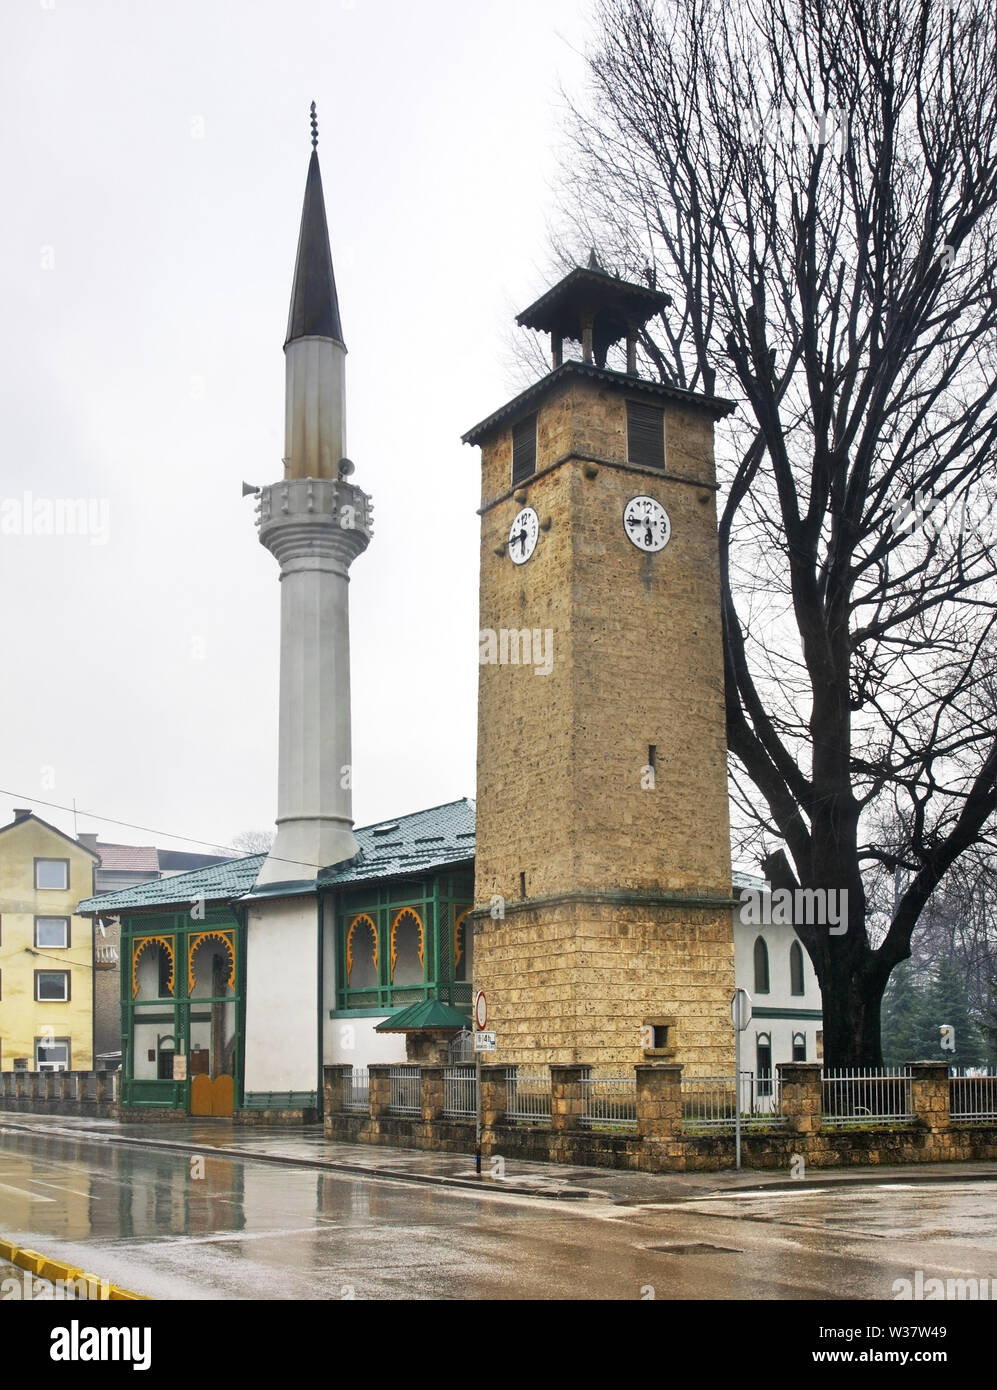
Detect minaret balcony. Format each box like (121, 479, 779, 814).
(257, 476, 373, 569)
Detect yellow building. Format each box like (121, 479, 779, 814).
(0, 809, 98, 1071)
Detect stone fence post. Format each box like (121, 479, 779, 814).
(479, 1064, 507, 1130)
(635, 1064, 683, 1139)
(778, 1062, 823, 1134)
(420, 1066, 446, 1123)
(323, 1064, 352, 1115)
(909, 1062, 951, 1132)
(367, 1064, 392, 1120)
(95, 1072, 116, 1110)
(550, 1064, 590, 1133)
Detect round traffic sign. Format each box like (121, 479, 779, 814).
(474, 990, 488, 1030)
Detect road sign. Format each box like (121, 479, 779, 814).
(473, 1030, 497, 1053)
(731, 988, 752, 1032)
(474, 990, 488, 1030)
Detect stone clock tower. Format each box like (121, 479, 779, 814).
(464, 262, 736, 1072)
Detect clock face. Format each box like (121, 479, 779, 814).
(508, 506, 540, 565)
(624, 495, 671, 552)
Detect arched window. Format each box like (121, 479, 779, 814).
(792, 1032, 806, 1062)
(188, 931, 236, 998)
(454, 908, 472, 982)
(756, 1032, 773, 1097)
(346, 914, 378, 988)
(390, 908, 424, 985)
(790, 940, 805, 996)
(753, 936, 770, 994)
(132, 936, 175, 1000)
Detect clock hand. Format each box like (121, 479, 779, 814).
(645, 524, 653, 545)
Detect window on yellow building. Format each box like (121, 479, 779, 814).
(35, 917, 69, 948)
(35, 1038, 70, 1071)
(35, 970, 70, 1002)
(34, 859, 69, 890)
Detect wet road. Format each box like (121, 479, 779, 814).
(0, 1125, 994, 1299)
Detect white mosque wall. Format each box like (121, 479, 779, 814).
(328, 1016, 406, 1066)
(244, 896, 319, 1093)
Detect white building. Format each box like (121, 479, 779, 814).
(733, 871, 824, 1082)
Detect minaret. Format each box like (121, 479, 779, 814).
(255, 105, 372, 886)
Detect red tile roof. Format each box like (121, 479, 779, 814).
(96, 843, 160, 872)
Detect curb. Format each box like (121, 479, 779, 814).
(0, 1235, 149, 1300)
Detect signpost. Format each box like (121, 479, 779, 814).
(472, 991, 488, 1175)
(730, 988, 752, 1170)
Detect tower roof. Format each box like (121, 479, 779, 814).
(285, 133, 345, 349)
(516, 264, 670, 356)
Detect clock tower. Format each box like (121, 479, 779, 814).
(464, 261, 737, 1072)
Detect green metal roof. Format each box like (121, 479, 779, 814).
(374, 1000, 470, 1032)
(319, 797, 475, 887)
(75, 852, 267, 915)
(75, 798, 476, 916)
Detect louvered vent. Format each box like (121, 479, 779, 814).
(512, 413, 538, 484)
(626, 400, 665, 468)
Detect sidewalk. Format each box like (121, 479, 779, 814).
(2, 1109, 996, 1205)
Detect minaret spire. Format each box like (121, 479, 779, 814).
(285, 105, 344, 349)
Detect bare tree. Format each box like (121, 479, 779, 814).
(229, 829, 275, 855)
(560, 0, 997, 1063)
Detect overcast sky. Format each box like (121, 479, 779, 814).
(0, 0, 592, 855)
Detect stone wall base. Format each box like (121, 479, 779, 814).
(325, 1114, 997, 1172)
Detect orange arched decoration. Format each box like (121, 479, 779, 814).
(454, 908, 472, 973)
(390, 907, 424, 982)
(346, 913, 378, 984)
(188, 930, 236, 996)
(131, 936, 175, 999)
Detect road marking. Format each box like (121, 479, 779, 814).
(24, 1179, 93, 1198)
(687, 1189, 832, 1201)
(0, 1181, 54, 1202)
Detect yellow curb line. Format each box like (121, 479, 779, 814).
(0, 1235, 150, 1300)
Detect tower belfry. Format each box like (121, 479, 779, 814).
(465, 260, 737, 1072)
(255, 107, 372, 887)
(515, 257, 669, 372)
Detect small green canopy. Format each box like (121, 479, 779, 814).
(375, 1000, 470, 1032)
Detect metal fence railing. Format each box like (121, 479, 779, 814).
(822, 1067, 913, 1125)
(580, 1076, 637, 1131)
(949, 1068, 997, 1120)
(443, 1065, 477, 1118)
(389, 1067, 421, 1115)
(448, 1029, 474, 1064)
(681, 1073, 784, 1130)
(505, 1070, 552, 1124)
(345, 1067, 370, 1112)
